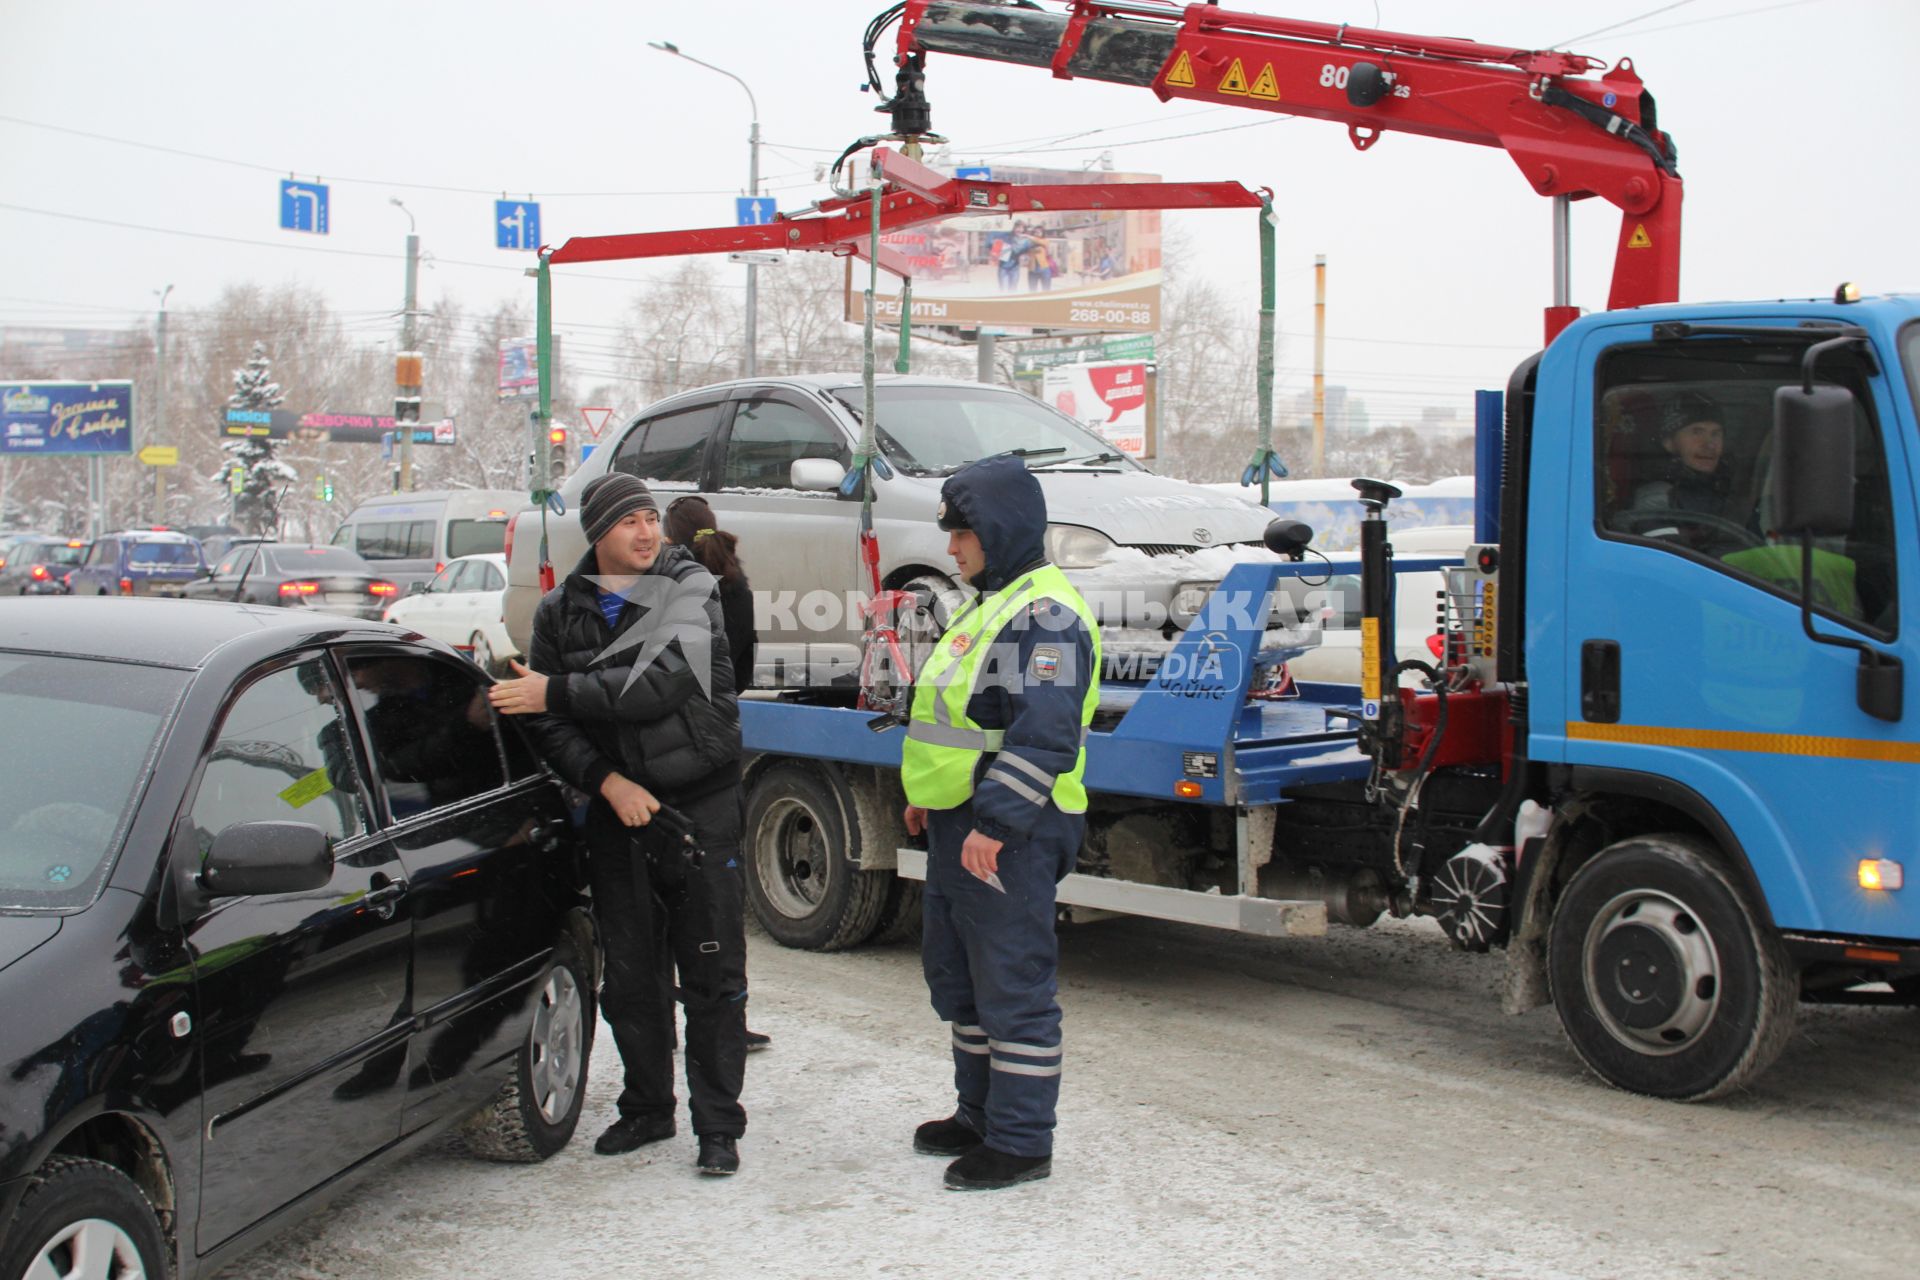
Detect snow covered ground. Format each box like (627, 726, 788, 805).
(227, 916, 1920, 1280)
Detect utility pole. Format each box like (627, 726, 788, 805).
(153, 284, 172, 524)
(392, 199, 421, 492)
(1313, 254, 1327, 477)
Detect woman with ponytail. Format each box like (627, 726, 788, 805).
(664, 496, 756, 696)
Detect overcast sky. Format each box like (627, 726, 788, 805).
(3, 0, 1914, 425)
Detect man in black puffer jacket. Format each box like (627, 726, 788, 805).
(488, 472, 748, 1177)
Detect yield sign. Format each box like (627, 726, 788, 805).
(580, 406, 614, 439)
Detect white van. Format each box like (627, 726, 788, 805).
(330, 489, 525, 591)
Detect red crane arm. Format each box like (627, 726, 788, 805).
(894, 0, 1683, 339)
(546, 146, 1260, 268)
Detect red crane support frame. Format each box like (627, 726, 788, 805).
(894, 0, 1684, 342)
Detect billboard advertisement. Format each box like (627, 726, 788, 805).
(846, 165, 1162, 332)
(1043, 361, 1149, 459)
(1, 381, 134, 455)
(498, 335, 539, 399)
(221, 408, 457, 446)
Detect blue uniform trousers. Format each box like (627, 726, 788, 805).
(921, 801, 1081, 1158)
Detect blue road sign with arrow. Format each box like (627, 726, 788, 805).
(496, 200, 541, 251)
(736, 196, 776, 226)
(279, 180, 329, 234)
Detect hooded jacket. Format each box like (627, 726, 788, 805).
(938, 454, 1096, 842)
(519, 543, 741, 806)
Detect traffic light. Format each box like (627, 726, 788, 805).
(394, 395, 422, 428)
(547, 425, 569, 487)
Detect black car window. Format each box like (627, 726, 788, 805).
(612, 403, 716, 485)
(0, 654, 187, 911)
(187, 660, 368, 853)
(344, 654, 506, 820)
(500, 714, 545, 783)
(722, 397, 851, 489)
(446, 518, 508, 559)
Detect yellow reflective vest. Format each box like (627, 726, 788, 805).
(900, 564, 1100, 812)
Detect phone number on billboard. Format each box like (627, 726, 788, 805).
(1069, 305, 1153, 325)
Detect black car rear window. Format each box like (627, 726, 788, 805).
(0, 654, 187, 911)
(268, 547, 369, 574)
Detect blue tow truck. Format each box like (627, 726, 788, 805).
(735, 292, 1920, 1101)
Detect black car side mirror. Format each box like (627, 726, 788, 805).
(200, 822, 334, 897)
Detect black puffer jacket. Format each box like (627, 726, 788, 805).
(521, 544, 741, 805)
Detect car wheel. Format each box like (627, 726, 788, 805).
(743, 762, 888, 951)
(469, 631, 498, 676)
(0, 1156, 167, 1280)
(461, 943, 593, 1162)
(1547, 834, 1797, 1101)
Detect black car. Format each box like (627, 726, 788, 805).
(0, 599, 596, 1280)
(184, 542, 400, 619)
(0, 538, 88, 596)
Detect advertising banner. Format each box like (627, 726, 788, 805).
(1043, 360, 1148, 458)
(498, 335, 540, 398)
(221, 408, 456, 446)
(2, 381, 134, 455)
(846, 165, 1163, 332)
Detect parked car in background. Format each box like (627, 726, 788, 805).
(330, 490, 523, 593)
(183, 542, 399, 619)
(0, 537, 88, 595)
(0, 597, 594, 1280)
(381, 552, 517, 674)
(503, 375, 1309, 687)
(0, 533, 54, 576)
(67, 530, 207, 598)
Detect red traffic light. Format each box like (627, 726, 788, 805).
(547, 426, 568, 446)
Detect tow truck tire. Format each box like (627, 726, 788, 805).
(873, 876, 924, 945)
(1548, 834, 1797, 1101)
(744, 762, 888, 951)
(461, 943, 593, 1162)
(0, 1157, 167, 1280)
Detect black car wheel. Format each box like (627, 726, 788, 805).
(0, 1156, 167, 1280)
(743, 762, 888, 951)
(1548, 835, 1798, 1101)
(461, 943, 592, 1162)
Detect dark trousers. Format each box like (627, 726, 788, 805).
(587, 787, 748, 1138)
(921, 801, 1081, 1158)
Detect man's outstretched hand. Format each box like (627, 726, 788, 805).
(488, 659, 550, 715)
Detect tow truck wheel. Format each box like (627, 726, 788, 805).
(744, 762, 888, 951)
(1548, 834, 1797, 1101)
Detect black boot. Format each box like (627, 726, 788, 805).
(697, 1134, 740, 1176)
(913, 1114, 984, 1157)
(594, 1114, 675, 1156)
(744, 1029, 771, 1052)
(944, 1145, 1051, 1190)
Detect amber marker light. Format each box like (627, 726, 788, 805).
(1858, 859, 1904, 891)
(1174, 781, 1204, 799)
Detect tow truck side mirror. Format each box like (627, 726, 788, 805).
(1771, 383, 1855, 537)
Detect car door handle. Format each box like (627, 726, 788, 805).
(364, 875, 409, 918)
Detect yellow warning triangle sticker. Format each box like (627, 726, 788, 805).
(1627, 223, 1653, 250)
(1218, 57, 1249, 95)
(1166, 49, 1196, 89)
(1249, 62, 1280, 101)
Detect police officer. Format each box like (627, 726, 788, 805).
(900, 453, 1100, 1191)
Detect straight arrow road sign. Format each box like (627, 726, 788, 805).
(496, 200, 542, 251)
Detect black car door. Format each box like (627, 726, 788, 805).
(336, 646, 572, 1130)
(179, 653, 411, 1252)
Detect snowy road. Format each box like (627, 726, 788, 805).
(229, 916, 1920, 1279)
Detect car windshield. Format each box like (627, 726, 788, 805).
(447, 519, 508, 559)
(0, 653, 187, 911)
(268, 546, 369, 574)
(830, 385, 1140, 476)
(127, 541, 200, 567)
(26, 542, 85, 566)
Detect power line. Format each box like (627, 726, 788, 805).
(1555, 0, 1700, 47)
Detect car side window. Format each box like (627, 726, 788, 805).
(213, 548, 244, 576)
(478, 562, 505, 592)
(449, 561, 486, 592)
(612, 403, 716, 485)
(424, 564, 458, 594)
(1594, 340, 1898, 635)
(87, 540, 116, 566)
(357, 520, 434, 561)
(722, 397, 851, 489)
(186, 660, 368, 853)
(344, 654, 507, 820)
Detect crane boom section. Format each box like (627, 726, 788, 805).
(895, 1, 1682, 325)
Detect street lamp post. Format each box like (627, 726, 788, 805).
(390, 198, 421, 492)
(650, 41, 762, 378)
(153, 284, 173, 525)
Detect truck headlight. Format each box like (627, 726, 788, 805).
(1046, 523, 1116, 570)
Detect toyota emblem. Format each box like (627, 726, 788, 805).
(1193, 528, 1213, 544)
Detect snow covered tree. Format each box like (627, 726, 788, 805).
(220, 340, 298, 535)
